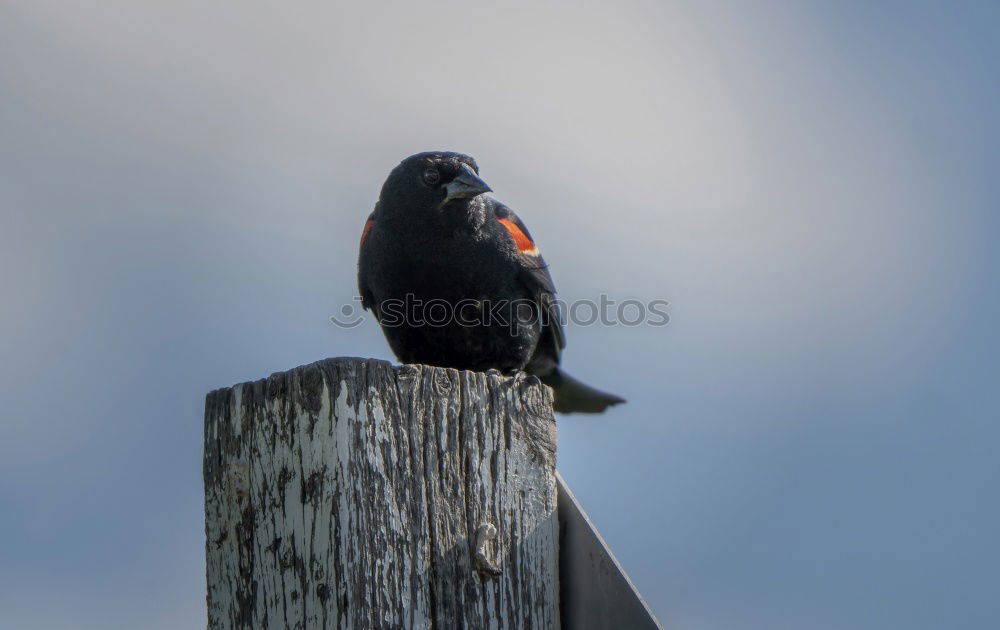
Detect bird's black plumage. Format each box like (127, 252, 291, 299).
(358, 151, 624, 413)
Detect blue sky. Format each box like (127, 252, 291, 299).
(2, 1, 998, 627)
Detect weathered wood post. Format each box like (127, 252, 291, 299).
(204, 357, 559, 629)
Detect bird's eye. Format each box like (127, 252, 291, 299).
(423, 168, 441, 185)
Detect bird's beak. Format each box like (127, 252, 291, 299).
(443, 163, 492, 203)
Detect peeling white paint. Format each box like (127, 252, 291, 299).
(204, 358, 559, 629)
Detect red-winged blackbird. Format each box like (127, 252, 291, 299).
(358, 151, 624, 413)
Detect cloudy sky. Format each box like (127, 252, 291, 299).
(2, 1, 998, 628)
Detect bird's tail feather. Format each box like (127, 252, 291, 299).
(539, 367, 625, 414)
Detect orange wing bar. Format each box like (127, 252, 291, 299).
(498, 218, 537, 254)
(359, 218, 374, 248)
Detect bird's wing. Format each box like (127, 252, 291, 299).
(493, 202, 566, 361)
(357, 208, 377, 311)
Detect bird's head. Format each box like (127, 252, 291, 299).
(378, 151, 492, 216)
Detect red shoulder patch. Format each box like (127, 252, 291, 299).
(360, 218, 374, 248)
(498, 218, 539, 255)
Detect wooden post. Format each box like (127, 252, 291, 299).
(204, 357, 559, 629)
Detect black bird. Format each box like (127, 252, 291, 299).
(357, 151, 624, 413)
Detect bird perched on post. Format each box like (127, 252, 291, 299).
(357, 151, 624, 413)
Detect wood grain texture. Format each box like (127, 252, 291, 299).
(204, 358, 559, 629)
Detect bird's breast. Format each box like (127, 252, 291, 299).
(375, 228, 514, 301)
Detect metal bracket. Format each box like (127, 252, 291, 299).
(558, 472, 664, 629)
